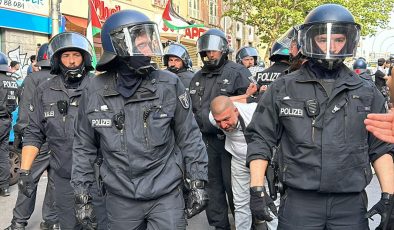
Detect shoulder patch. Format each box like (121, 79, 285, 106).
(178, 91, 190, 109)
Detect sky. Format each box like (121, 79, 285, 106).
(360, 11, 394, 60)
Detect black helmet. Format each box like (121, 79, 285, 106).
(48, 32, 94, 75)
(269, 41, 290, 62)
(236, 46, 259, 65)
(97, 10, 163, 72)
(163, 43, 192, 69)
(298, 4, 361, 69)
(353, 58, 367, 70)
(0, 51, 8, 73)
(197, 28, 229, 68)
(36, 43, 50, 68)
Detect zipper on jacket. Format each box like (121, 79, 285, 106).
(311, 118, 316, 143)
(143, 108, 149, 148)
(344, 102, 348, 142)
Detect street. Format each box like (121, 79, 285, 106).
(0, 174, 382, 229)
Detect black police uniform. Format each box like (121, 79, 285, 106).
(71, 70, 208, 230)
(10, 69, 58, 227)
(246, 62, 393, 230)
(189, 60, 251, 229)
(23, 73, 107, 230)
(172, 68, 194, 92)
(0, 73, 17, 191)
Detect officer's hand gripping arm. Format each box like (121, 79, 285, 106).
(186, 180, 209, 219)
(74, 193, 97, 230)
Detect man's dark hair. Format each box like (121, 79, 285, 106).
(10, 60, 19, 68)
(377, 58, 386, 66)
(30, 55, 36, 62)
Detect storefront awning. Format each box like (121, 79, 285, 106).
(64, 15, 88, 28)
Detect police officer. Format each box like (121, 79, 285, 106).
(0, 51, 18, 197)
(5, 44, 59, 230)
(70, 10, 208, 230)
(189, 28, 251, 230)
(19, 32, 107, 230)
(236, 46, 264, 83)
(256, 39, 290, 91)
(353, 58, 374, 83)
(163, 42, 194, 91)
(246, 4, 394, 230)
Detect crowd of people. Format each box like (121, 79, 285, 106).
(0, 3, 393, 230)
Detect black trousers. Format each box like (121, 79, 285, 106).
(53, 172, 108, 230)
(106, 187, 186, 230)
(203, 135, 234, 229)
(278, 187, 369, 230)
(0, 117, 11, 188)
(12, 153, 58, 225)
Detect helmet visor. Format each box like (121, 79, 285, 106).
(164, 44, 188, 61)
(48, 32, 93, 59)
(299, 23, 360, 59)
(110, 23, 163, 57)
(197, 34, 227, 53)
(239, 47, 259, 59)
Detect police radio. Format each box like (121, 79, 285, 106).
(113, 111, 125, 130)
(305, 99, 320, 117)
(57, 100, 68, 116)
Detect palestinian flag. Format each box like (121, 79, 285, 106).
(87, 0, 102, 68)
(162, 0, 204, 30)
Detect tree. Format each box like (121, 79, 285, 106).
(223, 0, 394, 47)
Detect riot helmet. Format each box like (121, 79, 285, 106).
(163, 43, 192, 72)
(97, 10, 163, 73)
(48, 32, 94, 80)
(353, 58, 367, 74)
(36, 43, 50, 68)
(298, 4, 361, 70)
(197, 28, 229, 69)
(236, 46, 259, 66)
(269, 40, 290, 62)
(0, 52, 9, 73)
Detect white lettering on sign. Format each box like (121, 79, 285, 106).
(279, 107, 303, 117)
(91, 118, 112, 128)
(0, 0, 49, 16)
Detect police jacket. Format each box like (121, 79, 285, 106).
(246, 63, 393, 193)
(190, 60, 251, 135)
(175, 68, 194, 92)
(71, 70, 208, 200)
(23, 73, 91, 178)
(256, 61, 290, 86)
(0, 72, 18, 118)
(14, 69, 53, 136)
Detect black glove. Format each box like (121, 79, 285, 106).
(365, 192, 394, 230)
(18, 169, 34, 198)
(250, 186, 278, 222)
(186, 180, 209, 219)
(75, 193, 97, 230)
(13, 133, 22, 150)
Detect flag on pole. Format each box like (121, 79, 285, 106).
(87, 0, 102, 68)
(162, 0, 204, 30)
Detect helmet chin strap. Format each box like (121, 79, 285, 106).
(167, 66, 180, 73)
(316, 59, 344, 70)
(119, 56, 156, 76)
(60, 63, 85, 83)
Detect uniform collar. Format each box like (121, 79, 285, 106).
(103, 71, 158, 97)
(49, 74, 90, 94)
(296, 62, 363, 88)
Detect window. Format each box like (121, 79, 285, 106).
(209, 0, 217, 25)
(188, 0, 199, 19)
